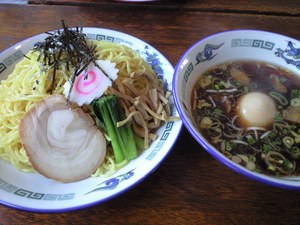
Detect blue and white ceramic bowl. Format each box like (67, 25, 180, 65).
(173, 30, 300, 189)
(0, 27, 182, 212)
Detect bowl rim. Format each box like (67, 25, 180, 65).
(173, 29, 300, 190)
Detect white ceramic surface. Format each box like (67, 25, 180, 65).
(173, 30, 300, 189)
(0, 27, 182, 212)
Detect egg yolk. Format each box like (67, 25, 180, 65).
(237, 92, 277, 128)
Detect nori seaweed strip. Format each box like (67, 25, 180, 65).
(31, 20, 114, 97)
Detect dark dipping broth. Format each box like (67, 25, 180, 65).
(191, 60, 300, 176)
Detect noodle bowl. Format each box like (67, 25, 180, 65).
(0, 27, 181, 212)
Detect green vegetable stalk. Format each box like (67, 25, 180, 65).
(92, 95, 138, 163)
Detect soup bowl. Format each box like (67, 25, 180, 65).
(173, 30, 300, 189)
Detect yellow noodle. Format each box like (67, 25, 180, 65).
(94, 40, 156, 79)
(0, 52, 69, 171)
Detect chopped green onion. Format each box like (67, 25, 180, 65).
(246, 134, 256, 145)
(262, 144, 272, 153)
(246, 162, 256, 170)
(220, 80, 230, 88)
(269, 131, 277, 138)
(291, 89, 299, 99)
(268, 165, 276, 171)
(215, 127, 222, 133)
(214, 84, 220, 91)
(274, 112, 283, 121)
(282, 160, 294, 172)
(283, 136, 294, 148)
(225, 141, 232, 151)
(291, 98, 300, 106)
(213, 107, 222, 116)
(291, 146, 300, 154)
(282, 129, 289, 135)
(248, 155, 256, 162)
(238, 154, 249, 162)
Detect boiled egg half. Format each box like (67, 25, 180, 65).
(237, 92, 277, 128)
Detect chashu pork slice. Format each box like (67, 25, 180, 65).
(19, 94, 106, 183)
